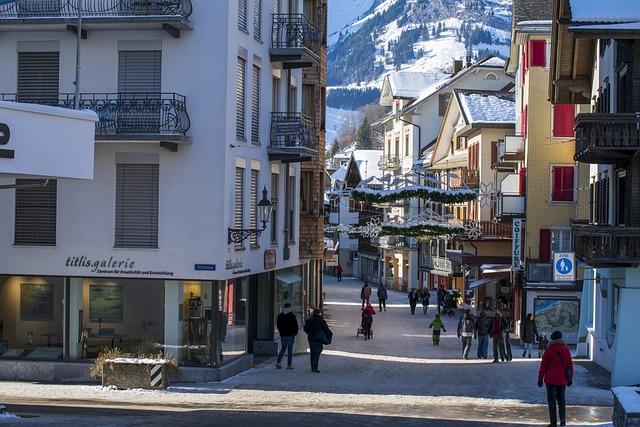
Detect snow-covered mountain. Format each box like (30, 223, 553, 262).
(327, 0, 512, 89)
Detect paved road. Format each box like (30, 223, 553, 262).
(0, 275, 613, 426)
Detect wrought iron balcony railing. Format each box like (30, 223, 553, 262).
(270, 112, 317, 149)
(0, 0, 192, 19)
(1, 92, 190, 137)
(572, 222, 640, 268)
(271, 13, 318, 52)
(574, 113, 640, 164)
(377, 155, 400, 170)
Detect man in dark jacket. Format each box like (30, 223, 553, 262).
(436, 285, 446, 314)
(276, 303, 298, 369)
(303, 308, 332, 373)
(475, 311, 490, 359)
(487, 308, 509, 363)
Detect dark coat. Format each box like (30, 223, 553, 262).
(475, 313, 489, 336)
(276, 310, 299, 337)
(361, 305, 376, 325)
(538, 340, 574, 385)
(487, 314, 509, 336)
(421, 290, 430, 306)
(303, 313, 332, 343)
(522, 319, 539, 344)
(408, 290, 419, 305)
(437, 287, 447, 302)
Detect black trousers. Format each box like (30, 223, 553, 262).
(545, 383, 566, 426)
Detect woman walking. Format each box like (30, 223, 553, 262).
(538, 330, 574, 427)
(522, 313, 539, 358)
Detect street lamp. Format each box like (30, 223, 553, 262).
(228, 186, 273, 244)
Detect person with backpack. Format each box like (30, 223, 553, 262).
(361, 301, 376, 340)
(420, 288, 431, 315)
(376, 284, 388, 312)
(360, 281, 372, 308)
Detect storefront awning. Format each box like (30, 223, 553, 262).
(469, 275, 509, 289)
(480, 264, 512, 276)
(276, 272, 302, 285)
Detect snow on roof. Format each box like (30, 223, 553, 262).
(330, 164, 348, 182)
(387, 70, 449, 99)
(457, 90, 515, 124)
(570, 22, 640, 32)
(569, 0, 640, 23)
(352, 149, 383, 180)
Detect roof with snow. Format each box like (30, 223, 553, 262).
(351, 149, 384, 180)
(456, 90, 516, 124)
(379, 70, 451, 106)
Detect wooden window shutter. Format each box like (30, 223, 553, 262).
(521, 106, 528, 139)
(529, 40, 546, 67)
(115, 164, 158, 248)
(552, 166, 575, 202)
(15, 179, 57, 246)
(552, 104, 575, 137)
(490, 141, 497, 165)
(519, 167, 526, 196)
(539, 229, 551, 263)
(234, 167, 245, 248)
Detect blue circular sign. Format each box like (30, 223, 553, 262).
(556, 257, 573, 274)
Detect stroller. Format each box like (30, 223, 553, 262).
(357, 311, 374, 339)
(441, 293, 457, 316)
(537, 333, 549, 358)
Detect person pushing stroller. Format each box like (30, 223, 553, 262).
(361, 301, 376, 340)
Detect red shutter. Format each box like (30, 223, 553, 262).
(519, 167, 526, 196)
(529, 40, 546, 67)
(552, 166, 575, 202)
(521, 106, 528, 139)
(521, 48, 526, 82)
(491, 141, 497, 164)
(539, 229, 551, 263)
(553, 104, 575, 137)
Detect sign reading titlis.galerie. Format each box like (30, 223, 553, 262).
(65, 255, 174, 276)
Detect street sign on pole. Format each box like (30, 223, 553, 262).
(553, 252, 575, 282)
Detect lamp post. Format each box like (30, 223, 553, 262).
(74, 0, 83, 110)
(228, 186, 273, 244)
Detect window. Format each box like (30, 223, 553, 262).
(551, 165, 575, 202)
(405, 133, 410, 157)
(253, 0, 262, 40)
(438, 93, 451, 116)
(539, 228, 570, 263)
(236, 57, 246, 140)
(271, 173, 279, 244)
(118, 50, 162, 133)
(528, 40, 546, 67)
(17, 51, 59, 103)
(250, 169, 259, 246)
(115, 164, 159, 248)
(615, 169, 627, 226)
(300, 171, 313, 214)
(234, 167, 245, 249)
(251, 64, 260, 144)
(15, 179, 57, 246)
(238, 0, 247, 31)
(552, 104, 575, 138)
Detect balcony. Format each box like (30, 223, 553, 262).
(268, 112, 318, 162)
(421, 254, 462, 276)
(572, 223, 640, 268)
(377, 236, 418, 249)
(0, 0, 193, 37)
(574, 113, 640, 164)
(496, 194, 525, 220)
(456, 220, 512, 240)
(495, 135, 524, 170)
(1, 92, 191, 150)
(270, 13, 319, 69)
(449, 168, 479, 189)
(378, 155, 400, 170)
(525, 259, 553, 283)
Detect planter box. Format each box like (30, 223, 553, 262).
(102, 360, 170, 389)
(612, 386, 640, 427)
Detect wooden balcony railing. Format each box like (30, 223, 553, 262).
(0, 0, 192, 19)
(572, 223, 640, 268)
(421, 254, 462, 275)
(457, 219, 512, 239)
(574, 113, 640, 164)
(1, 92, 190, 137)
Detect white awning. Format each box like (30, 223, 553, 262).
(480, 264, 511, 275)
(469, 275, 509, 289)
(276, 272, 302, 285)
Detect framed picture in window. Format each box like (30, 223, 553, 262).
(20, 283, 54, 320)
(89, 285, 123, 322)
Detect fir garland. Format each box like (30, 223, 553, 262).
(351, 187, 477, 204)
(380, 224, 465, 237)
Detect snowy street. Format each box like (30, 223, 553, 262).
(0, 274, 613, 426)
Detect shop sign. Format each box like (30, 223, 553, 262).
(325, 255, 338, 267)
(553, 252, 575, 282)
(512, 218, 523, 270)
(226, 258, 250, 275)
(65, 255, 174, 276)
(195, 264, 216, 271)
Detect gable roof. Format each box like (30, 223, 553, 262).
(456, 90, 516, 125)
(380, 70, 450, 106)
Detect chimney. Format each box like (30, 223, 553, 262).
(453, 60, 463, 74)
(465, 55, 472, 68)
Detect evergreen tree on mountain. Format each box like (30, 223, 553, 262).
(355, 117, 373, 150)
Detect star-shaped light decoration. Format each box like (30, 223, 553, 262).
(477, 181, 498, 208)
(465, 220, 483, 239)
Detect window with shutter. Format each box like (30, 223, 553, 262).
(118, 50, 161, 133)
(236, 57, 246, 140)
(14, 179, 57, 246)
(235, 167, 245, 249)
(271, 173, 279, 244)
(551, 165, 575, 202)
(17, 51, 59, 103)
(529, 40, 546, 67)
(115, 164, 158, 248)
(238, 0, 247, 31)
(251, 65, 260, 144)
(253, 0, 262, 40)
(519, 167, 526, 196)
(552, 104, 575, 137)
(539, 229, 551, 263)
(250, 169, 259, 246)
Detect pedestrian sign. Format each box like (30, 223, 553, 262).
(553, 252, 575, 282)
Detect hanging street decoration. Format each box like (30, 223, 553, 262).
(351, 184, 477, 205)
(477, 181, 498, 209)
(464, 219, 483, 239)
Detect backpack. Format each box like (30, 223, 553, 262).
(379, 288, 386, 298)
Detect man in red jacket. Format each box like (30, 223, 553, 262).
(538, 330, 574, 427)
